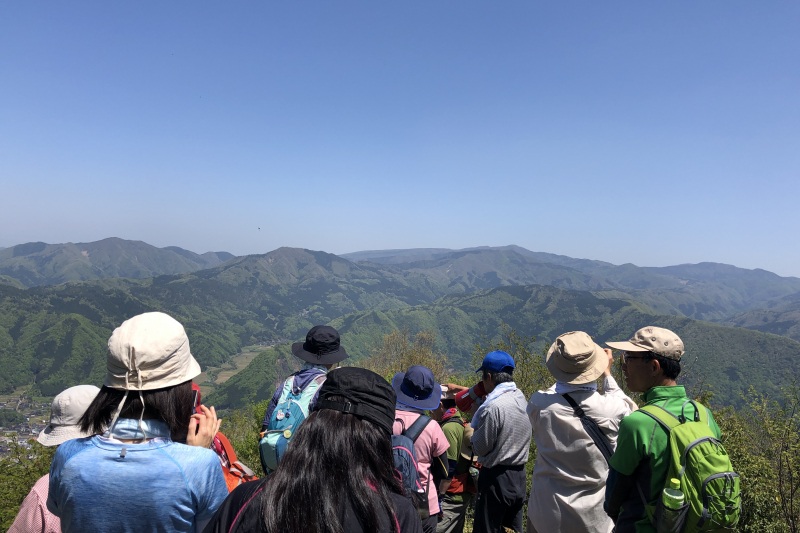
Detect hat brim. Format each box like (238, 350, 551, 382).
(391, 372, 442, 410)
(291, 342, 349, 365)
(37, 424, 91, 447)
(605, 340, 650, 352)
(546, 342, 608, 385)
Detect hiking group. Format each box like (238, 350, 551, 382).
(8, 312, 740, 533)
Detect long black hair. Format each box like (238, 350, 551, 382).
(79, 380, 193, 443)
(257, 401, 403, 533)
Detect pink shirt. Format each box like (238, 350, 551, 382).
(9, 474, 61, 533)
(393, 410, 450, 515)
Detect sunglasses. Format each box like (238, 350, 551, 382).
(621, 352, 651, 364)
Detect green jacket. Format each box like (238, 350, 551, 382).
(604, 386, 721, 533)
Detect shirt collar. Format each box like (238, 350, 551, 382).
(643, 385, 687, 403)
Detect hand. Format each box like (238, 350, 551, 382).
(187, 404, 221, 448)
(603, 348, 613, 376)
(454, 381, 486, 414)
(445, 383, 468, 394)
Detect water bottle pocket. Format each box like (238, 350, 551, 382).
(655, 499, 689, 533)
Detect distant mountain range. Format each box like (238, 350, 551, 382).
(343, 246, 800, 324)
(0, 239, 798, 409)
(0, 238, 234, 287)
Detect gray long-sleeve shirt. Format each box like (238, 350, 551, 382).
(471, 386, 531, 468)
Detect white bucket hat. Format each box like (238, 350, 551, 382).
(104, 312, 201, 439)
(105, 311, 201, 391)
(37, 385, 100, 446)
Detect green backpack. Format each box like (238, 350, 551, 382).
(640, 400, 741, 533)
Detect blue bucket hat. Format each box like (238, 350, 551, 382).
(392, 365, 442, 410)
(476, 350, 515, 374)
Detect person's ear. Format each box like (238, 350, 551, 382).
(650, 358, 662, 376)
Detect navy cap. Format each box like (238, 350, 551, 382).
(476, 350, 515, 374)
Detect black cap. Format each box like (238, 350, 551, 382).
(312, 367, 396, 435)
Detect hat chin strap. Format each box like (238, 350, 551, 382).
(105, 346, 149, 442)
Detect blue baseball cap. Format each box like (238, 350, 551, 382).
(476, 350, 516, 374)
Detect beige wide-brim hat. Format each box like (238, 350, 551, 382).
(105, 312, 201, 390)
(546, 331, 608, 385)
(37, 385, 100, 446)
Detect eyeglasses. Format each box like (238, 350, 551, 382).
(621, 352, 651, 364)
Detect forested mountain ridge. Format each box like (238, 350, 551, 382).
(0, 238, 235, 287)
(0, 247, 442, 395)
(1, 243, 799, 406)
(4, 240, 799, 324)
(344, 246, 800, 321)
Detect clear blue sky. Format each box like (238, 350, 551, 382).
(2, 3, 798, 276)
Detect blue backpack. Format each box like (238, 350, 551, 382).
(392, 414, 432, 519)
(259, 373, 326, 474)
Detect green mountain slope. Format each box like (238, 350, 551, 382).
(210, 285, 800, 409)
(725, 292, 800, 342)
(0, 248, 441, 394)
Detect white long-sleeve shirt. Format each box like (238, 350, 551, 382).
(526, 376, 636, 533)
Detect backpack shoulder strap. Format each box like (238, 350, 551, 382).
(290, 372, 326, 396)
(214, 431, 238, 463)
(404, 414, 432, 443)
(230, 460, 257, 478)
(302, 373, 326, 395)
(639, 404, 681, 433)
(280, 375, 295, 397)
